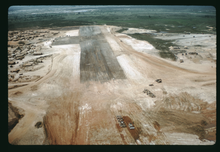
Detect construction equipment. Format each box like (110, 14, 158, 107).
(188, 52, 198, 55)
(128, 123, 135, 130)
(155, 79, 162, 83)
(116, 116, 126, 128)
(148, 92, 156, 98)
(143, 89, 156, 98)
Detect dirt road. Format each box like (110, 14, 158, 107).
(8, 25, 216, 145)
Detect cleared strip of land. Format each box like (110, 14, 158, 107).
(79, 26, 126, 82)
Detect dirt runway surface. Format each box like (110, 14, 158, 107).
(79, 26, 126, 82)
(8, 25, 216, 145)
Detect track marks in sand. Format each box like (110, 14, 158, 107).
(43, 91, 82, 145)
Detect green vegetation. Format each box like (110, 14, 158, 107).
(116, 28, 128, 33)
(8, 6, 216, 59)
(8, 6, 216, 34)
(127, 33, 177, 60)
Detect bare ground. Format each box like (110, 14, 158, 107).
(8, 25, 216, 145)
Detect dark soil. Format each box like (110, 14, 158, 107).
(123, 116, 140, 141)
(153, 121, 161, 132)
(35, 121, 43, 128)
(30, 85, 38, 91)
(8, 118, 19, 134)
(8, 102, 24, 134)
(13, 91, 23, 95)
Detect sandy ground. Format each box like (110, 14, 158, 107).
(122, 28, 157, 34)
(8, 25, 216, 145)
(115, 33, 158, 56)
(65, 30, 79, 36)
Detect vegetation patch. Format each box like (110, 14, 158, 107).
(115, 27, 128, 33)
(8, 6, 216, 34)
(126, 33, 177, 60)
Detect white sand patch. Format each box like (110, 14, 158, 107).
(81, 103, 91, 110)
(105, 35, 122, 52)
(65, 30, 79, 36)
(117, 102, 123, 107)
(39, 83, 63, 97)
(117, 55, 144, 81)
(155, 34, 216, 49)
(107, 27, 111, 33)
(55, 44, 81, 82)
(121, 37, 155, 52)
(51, 44, 80, 53)
(32, 93, 37, 96)
(107, 25, 122, 33)
(72, 53, 80, 81)
(79, 103, 92, 115)
(196, 91, 216, 104)
(164, 132, 215, 145)
(42, 44, 81, 85)
(136, 98, 156, 109)
(115, 32, 158, 55)
(110, 104, 117, 110)
(43, 39, 53, 48)
(122, 28, 157, 34)
(115, 33, 132, 38)
(136, 139, 141, 145)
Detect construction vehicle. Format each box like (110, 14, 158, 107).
(143, 89, 156, 98)
(128, 123, 135, 130)
(155, 79, 162, 83)
(116, 116, 126, 128)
